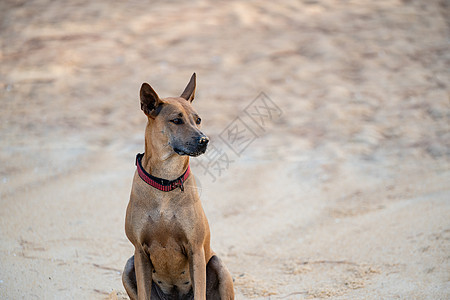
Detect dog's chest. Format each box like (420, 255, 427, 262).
(144, 206, 189, 247)
(142, 207, 192, 282)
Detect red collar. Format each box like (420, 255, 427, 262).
(135, 153, 190, 192)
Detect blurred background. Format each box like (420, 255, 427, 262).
(0, 0, 449, 299)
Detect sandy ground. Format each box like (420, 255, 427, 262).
(1, 0, 449, 299)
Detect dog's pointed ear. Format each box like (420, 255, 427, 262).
(180, 73, 196, 102)
(140, 83, 163, 118)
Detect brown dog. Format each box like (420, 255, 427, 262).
(122, 73, 234, 300)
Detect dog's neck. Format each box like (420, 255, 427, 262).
(141, 151, 189, 180)
(141, 123, 189, 180)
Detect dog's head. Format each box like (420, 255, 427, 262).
(140, 73, 209, 157)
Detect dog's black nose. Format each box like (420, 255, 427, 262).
(198, 136, 209, 146)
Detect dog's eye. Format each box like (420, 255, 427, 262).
(196, 117, 201, 125)
(171, 118, 183, 125)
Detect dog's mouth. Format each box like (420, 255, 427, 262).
(174, 146, 207, 157)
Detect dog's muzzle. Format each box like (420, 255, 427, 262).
(174, 135, 209, 157)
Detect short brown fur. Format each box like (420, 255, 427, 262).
(122, 74, 234, 300)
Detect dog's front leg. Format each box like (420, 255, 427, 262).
(134, 247, 153, 300)
(190, 248, 207, 300)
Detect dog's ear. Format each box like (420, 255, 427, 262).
(180, 73, 196, 102)
(140, 83, 163, 118)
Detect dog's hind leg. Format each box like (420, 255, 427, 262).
(206, 255, 235, 300)
(122, 255, 138, 300)
(124, 254, 234, 299)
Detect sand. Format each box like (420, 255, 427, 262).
(0, 0, 449, 299)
